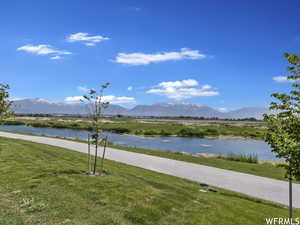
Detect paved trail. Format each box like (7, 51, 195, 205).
(1, 131, 299, 208)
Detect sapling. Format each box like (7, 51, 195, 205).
(81, 83, 110, 175)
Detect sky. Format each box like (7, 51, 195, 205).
(1, 0, 300, 111)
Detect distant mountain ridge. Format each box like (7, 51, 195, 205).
(12, 98, 129, 115)
(127, 102, 223, 118)
(12, 98, 271, 119)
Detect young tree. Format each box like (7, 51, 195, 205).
(264, 53, 300, 219)
(81, 83, 110, 175)
(0, 83, 13, 121)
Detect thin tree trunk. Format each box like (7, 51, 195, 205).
(289, 170, 293, 220)
(100, 137, 108, 173)
(87, 134, 91, 174)
(93, 136, 98, 174)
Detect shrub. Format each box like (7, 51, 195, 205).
(0, 120, 25, 125)
(134, 130, 144, 135)
(50, 123, 68, 129)
(159, 129, 172, 136)
(205, 128, 219, 136)
(69, 123, 80, 128)
(143, 130, 159, 136)
(177, 128, 205, 138)
(109, 127, 130, 134)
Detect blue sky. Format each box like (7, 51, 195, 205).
(1, 0, 300, 110)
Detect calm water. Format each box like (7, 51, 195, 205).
(0, 125, 277, 161)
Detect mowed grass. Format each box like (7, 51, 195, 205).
(0, 137, 299, 225)
(109, 143, 291, 182)
(0, 128, 290, 182)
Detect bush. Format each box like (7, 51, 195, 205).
(134, 130, 144, 135)
(143, 130, 159, 136)
(241, 131, 259, 138)
(49, 123, 68, 129)
(159, 129, 172, 136)
(109, 127, 130, 134)
(0, 120, 25, 125)
(69, 123, 80, 128)
(177, 128, 205, 138)
(205, 128, 219, 136)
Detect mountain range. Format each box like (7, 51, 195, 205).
(12, 98, 271, 119)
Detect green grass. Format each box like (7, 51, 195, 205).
(0, 136, 299, 225)
(108, 143, 292, 182)
(2, 118, 266, 139)
(0, 128, 291, 182)
(218, 152, 258, 164)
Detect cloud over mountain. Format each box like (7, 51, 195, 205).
(146, 79, 219, 100)
(64, 95, 136, 104)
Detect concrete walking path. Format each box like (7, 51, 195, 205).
(0, 131, 299, 208)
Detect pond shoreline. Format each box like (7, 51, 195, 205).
(120, 132, 259, 141)
(0, 130, 288, 183)
(1, 119, 265, 140)
(0, 124, 275, 161)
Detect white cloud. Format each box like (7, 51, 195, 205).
(65, 96, 84, 102)
(77, 86, 89, 93)
(127, 86, 133, 91)
(102, 95, 136, 104)
(11, 97, 25, 101)
(50, 55, 61, 60)
(114, 48, 206, 65)
(65, 95, 136, 104)
(17, 45, 72, 57)
(158, 79, 198, 88)
(67, 32, 110, 46)
(272, 76, 295, 83)
(146, 79, 219, 100)
(85, 42, 96, 46)
(202, 84, 212, 90)
(218, 107, 228, 112)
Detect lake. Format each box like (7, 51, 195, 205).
(0, 125, 278, 161)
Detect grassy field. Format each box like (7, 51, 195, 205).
(0, 136, 299, 225)
(0, 128, 291, 182)
(2, 117, 266, 139)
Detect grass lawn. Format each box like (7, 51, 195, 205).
(0, 137, 299, 225)
(109, 143, 291, 182)
(0, 128, 292, 182)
